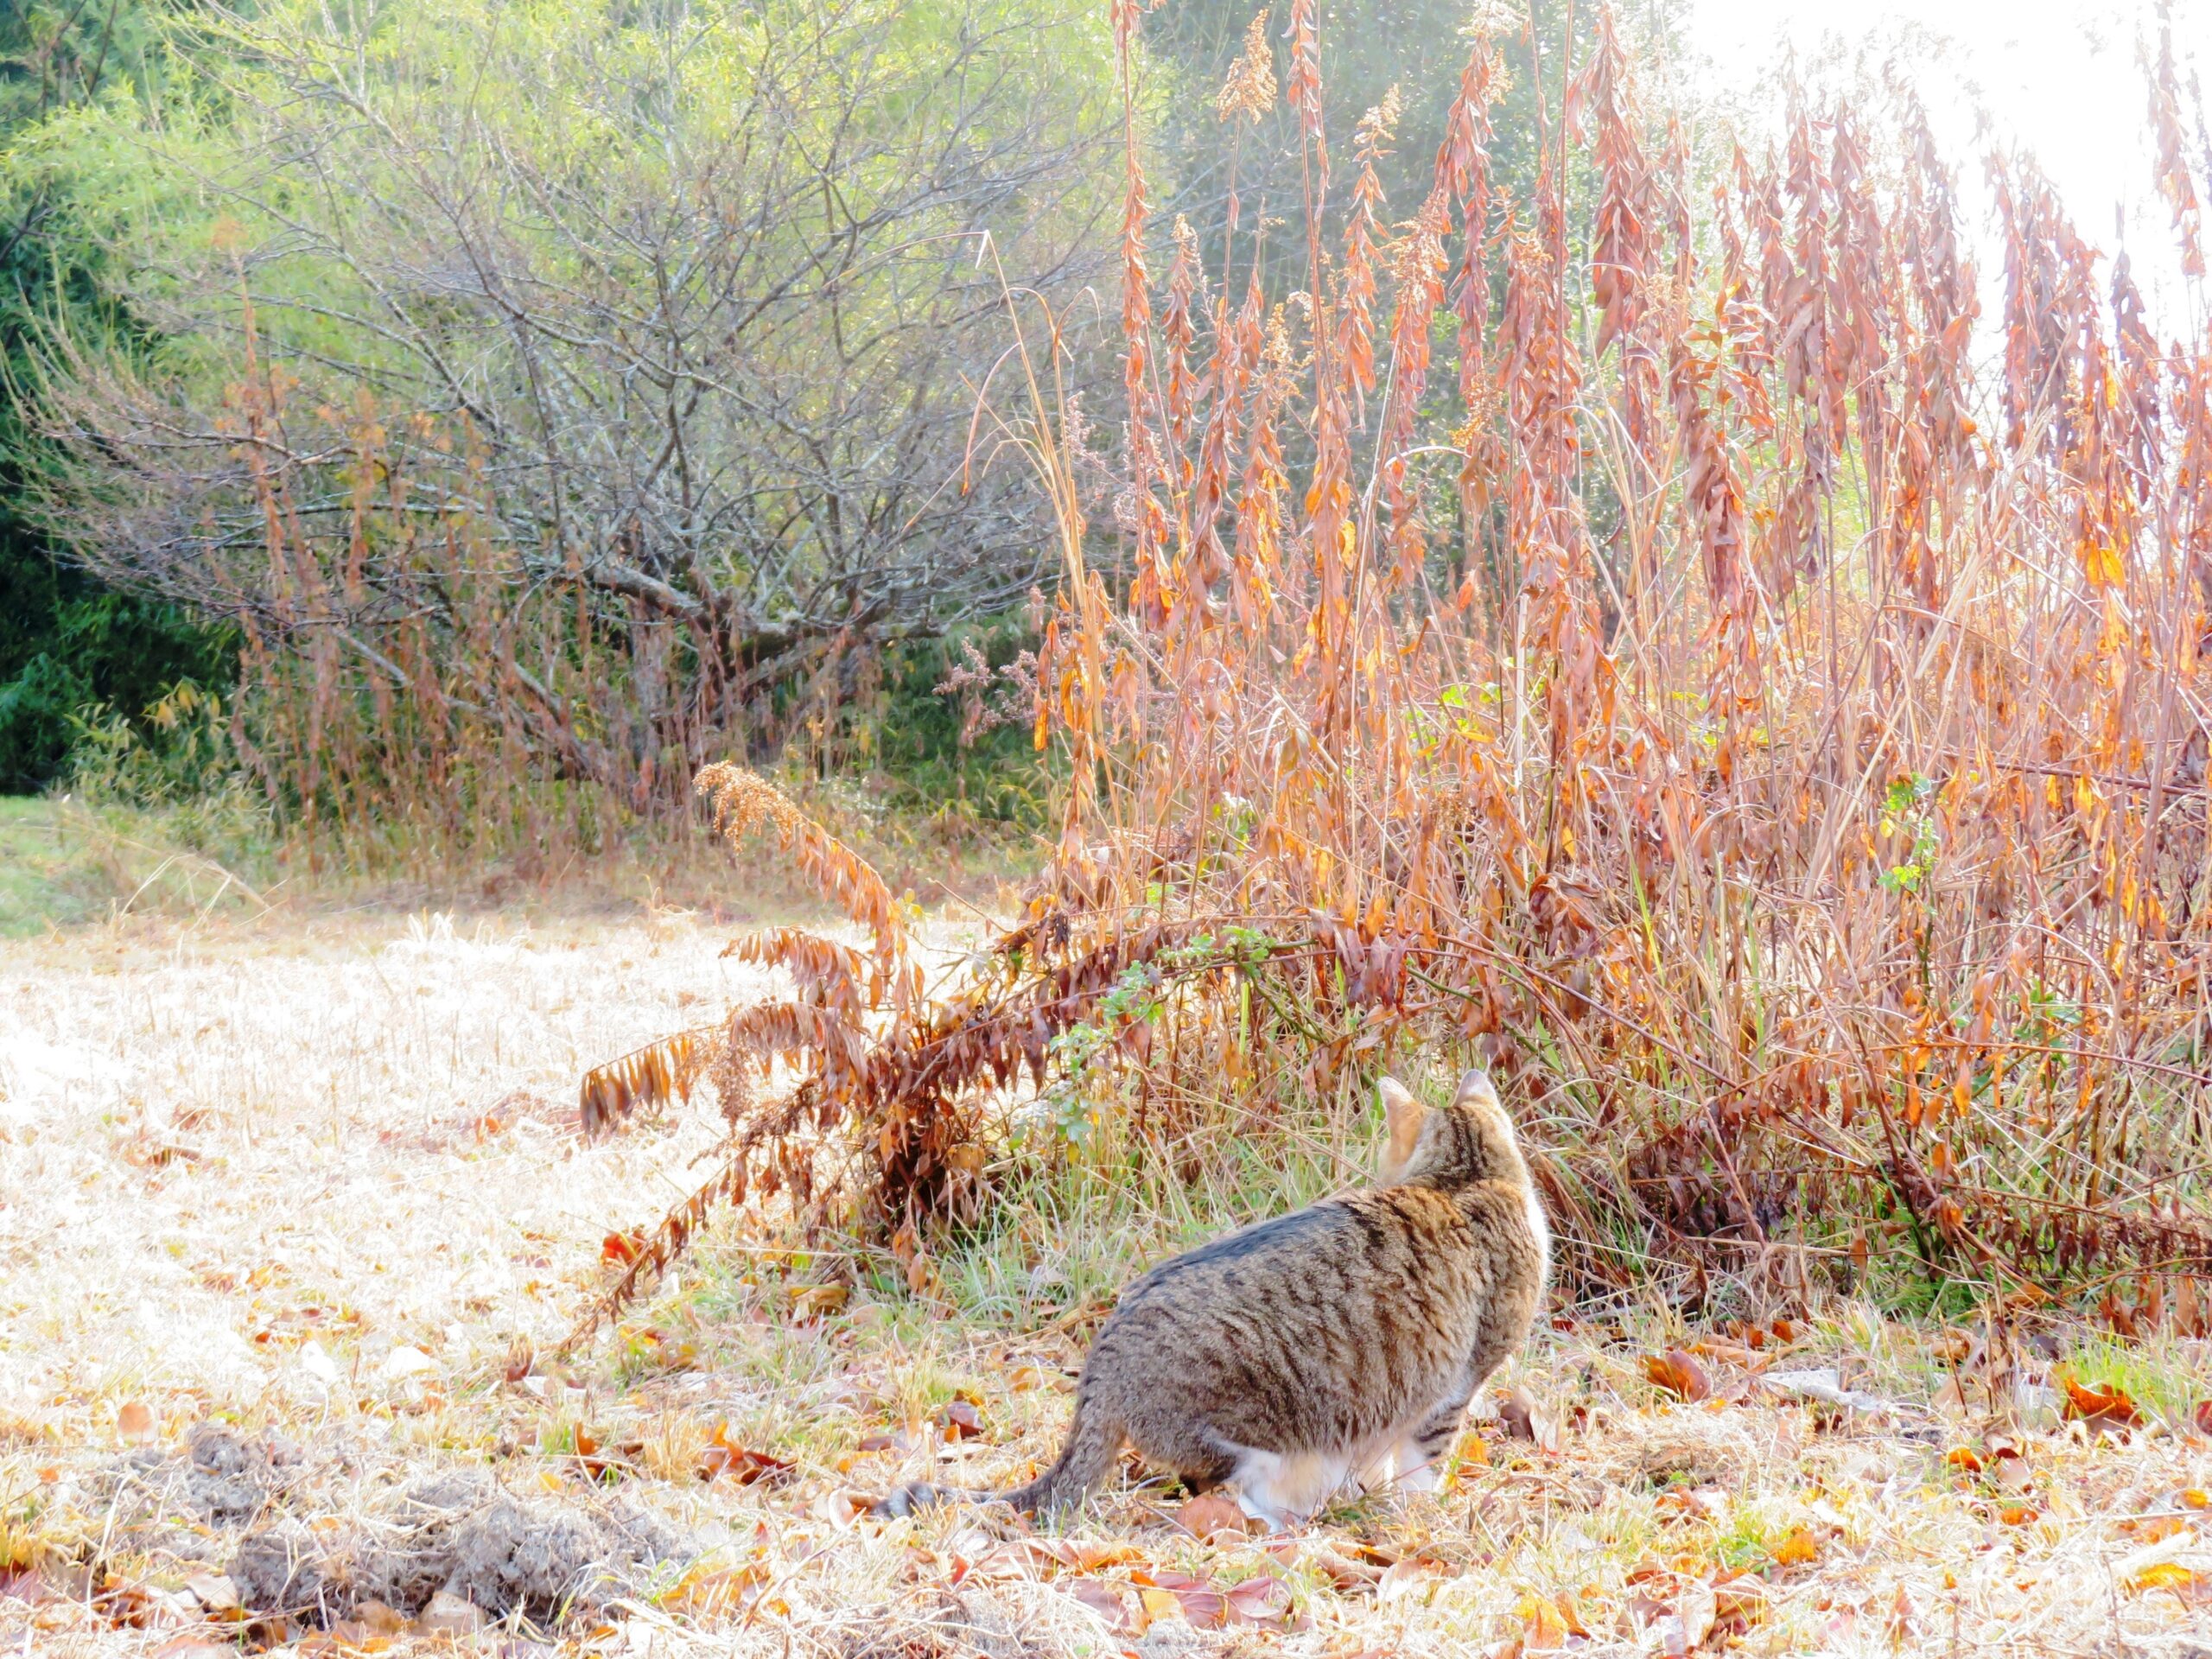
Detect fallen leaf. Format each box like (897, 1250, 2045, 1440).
(790, 1284, 849, 1319)
(1170, 1587, 1228, 1626)
(811, 1489, 871, 1527)
(1515, 1593, 1586, 1644)
(1996, 1503, 2037, 1526)
(1645, 1350, 1712, 1402)
(1712, 1573, 1770, 1624)
(1064, 1579, 1140, 1634)
(2122, 1515, 2188, 1543)
(1175, 1492, 1250, 1541)
(1138, 1586, 1184, 1626)
(378, 1346, 434, 1382)
(1945, 1446, 1984, 1474)
(351, 1599, 406, 1634)
(1990, 1449, 2034, 1495)
(2127, 1560, 2202, 1599)
(1377, 1556, 1451, 1604)
(666, 1564, 768, 1618)
(1224, 1574, 1295, 1627)
(601, 1230, 645, 1265)
(1305, 1545, 1383, 1590)
(183, 1574, 241, 1618)
(2196, 1400, 2212, 1436)
(2183, 1488, 2210, 1510)
(698, 1421, 796, 1485)
(1007, 1364, 1046, 1391)
(1690, 1338, 1770, 1374)
(116, 1402, 154, 1444)
(1497, 1385, 1560, 1451)
(1770, 1526, 1819, 1567)
(1675, 1578, 1717, 1647)
(2062, 1376, 2141, 1430)
(415, 1591, 485, 1637)
(940, 1400, 985, 1441)
(1761, 1368, 1891, 1415)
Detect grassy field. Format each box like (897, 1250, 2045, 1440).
(1, 895, 2210, 1657)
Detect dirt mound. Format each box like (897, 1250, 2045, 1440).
(226, 1468, 688, 1625)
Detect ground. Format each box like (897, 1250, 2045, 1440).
(2, 884, 2211, 1658)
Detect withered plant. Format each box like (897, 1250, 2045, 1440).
(575, 5, 2212, 1340)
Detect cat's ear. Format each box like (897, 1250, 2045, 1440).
(1454, 1067, 1502, 1112)
(1379, 1077, 1425, 1176)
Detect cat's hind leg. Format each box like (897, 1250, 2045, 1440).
(1223, 1445, 1351, 1531)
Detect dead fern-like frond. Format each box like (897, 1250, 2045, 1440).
(694, 764, 915, 1001)
(578, 1027, 714, 1139)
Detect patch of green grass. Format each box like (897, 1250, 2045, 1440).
(0, 798, 105, 934)
(0, 795, 274, 936)
(2056, 1332, 2210, 1424)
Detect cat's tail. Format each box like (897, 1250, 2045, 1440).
(1002, 1397, 1122, 1516)
(875, 1398, 1122, 1522)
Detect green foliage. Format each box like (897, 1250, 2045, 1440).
(0, 0, 236, 795)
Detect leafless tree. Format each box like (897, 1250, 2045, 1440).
(34, 0, 1113, 793)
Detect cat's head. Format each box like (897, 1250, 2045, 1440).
(1376, 1069, 1528, 1189)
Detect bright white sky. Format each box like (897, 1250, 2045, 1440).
(1679, 0, 2212, 337)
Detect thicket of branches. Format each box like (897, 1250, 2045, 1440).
(22, 0, 1114, 843)
(577, 4, 2212, 1337)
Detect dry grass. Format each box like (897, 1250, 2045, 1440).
(3, 904, 2211, 1657)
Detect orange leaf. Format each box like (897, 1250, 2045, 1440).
(1770, 1526, 1819, 1567)
(2128, 1561, 2202, 1598)
(2062, 1376, 2141, 1429)
(1644, 1349, 1711, 1402)
(115, 1402, 154, 1445)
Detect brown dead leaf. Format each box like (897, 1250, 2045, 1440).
(940, 1400, 985, 1441)
(1497, 1384, 1560, 1451)
(1304, 1544, 1383, 1591)
(1990, 1447, 2033, 1496)
(1645, 1350, 1712, 1402)
(1690, 1338, 1770, 1374)
(1224, 1574, 1295, 1628)
(183, 1575, 241, 1618)
(2195, 1400, 2212, 1436)
(1675, 1578, 1718, 1648)
(697, 1421, 796, 1485)
(1713, 1573, 1770, 1625)
(116, 1402, 154, 1445)
(601, 1230, 645, 1266)
(790, 1284, 848, 1319)
(1515, 1593, 1587, 1645)
(1064, 1579, 1140, 1634)
(1174, 1492, 1251, 1541)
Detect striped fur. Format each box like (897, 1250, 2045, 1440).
(884, 1069, 1548, 1528)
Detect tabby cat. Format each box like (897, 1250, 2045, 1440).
(885, 1068, 1548, 1527)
